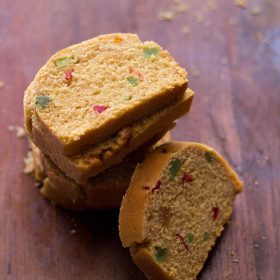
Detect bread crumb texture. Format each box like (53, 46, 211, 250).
(124, 143, 243, 280)
(8, 125, 26, 138)
(33, 90, 193, 184)
(24, 33, 187, 152)
(35, 133, 171, 210)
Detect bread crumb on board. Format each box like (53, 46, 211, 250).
(192, 69, 201, 77)
(157, 0, 189, 22)
(173, 1, 189, 13)
(229, 250, 236, 256)
(69, 229, 77, 235)
(181, 26, 191, 36)
(235, 0, 247, 8)
(157, 10, 174, 21)
(194, 12, 205, 24)
(256, 31, 269, 44)
(254, 180, 259, 186)
(23, 151, 34, 174)
(251, 6, 262, 16)
(8, 125, 26, 138)
(207, 0, 218, 11)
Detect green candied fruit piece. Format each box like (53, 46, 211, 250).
(35, 95, 51, 108)
(54, 57, 76, 68)
(143, 47, 160, 58)
(154, 246, 168, 262)
(205, 151, 215, 163)
(187, 233, 194, 244)
(203, 232, 210, 241)
(127, 76, 138, 86)
(123, 95, 132, 101)
(169, 158, 182, 179)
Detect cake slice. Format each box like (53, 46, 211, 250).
(119, 142, 243, 280)
(34, 133, 171, 210)
(24, 33, 188, 155)
(32, 89, 194, 184)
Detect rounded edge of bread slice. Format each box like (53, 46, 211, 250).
(24, 33, 188, 155)
(31, 89, 194, 184)
(119, 142, 243, 280)
(32, 132, 172, 210)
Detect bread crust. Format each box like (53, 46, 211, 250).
(33, 133, 172, 210)
(31, 90, 194, 184)
(24, 33, 188, 155)
(30, 142, 46, 181)
(40, 178, 86, 210)
(119, 141, 244, 279)
(130, 247, 174, 280)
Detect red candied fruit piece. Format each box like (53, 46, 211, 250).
(212, 207, 220, 220)
(182, 173, 194, 183)
(93, 105, 108, 114)
(176, 233, 189, 251)
(63, 69, 74, 83)
(152, 181, 161, 193)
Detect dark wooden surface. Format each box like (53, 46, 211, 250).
(0, 0, 279, 279)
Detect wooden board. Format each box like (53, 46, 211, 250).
(0, 0, 279, 279)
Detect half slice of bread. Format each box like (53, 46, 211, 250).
(119, 142, 243, 280)
(24, 33, 188, 155)
(32, 89, 194, 184)
(33, 133, 171, 210)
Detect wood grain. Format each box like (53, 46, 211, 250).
(0, 0, 279, 279)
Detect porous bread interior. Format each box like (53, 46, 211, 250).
(24, 33, 187, 153)
(32, 90, 193, 184)
(135, 145, 239, 280)
(39, 132, 172, 210)
(44, 145, 144, 204)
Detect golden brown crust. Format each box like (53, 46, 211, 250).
(34, 132, 172, 210)
(40, 178, 86, 210)
(35, 85, 186, 156)
(119, 141, 243, 279)
(30, 143, 46, 181)
(130, 247, 173, 280)
(31, 90, 194, 184)
(119, 142, 190, 247)
(119, 150, 173, 246)
(24, 33, 188, 155)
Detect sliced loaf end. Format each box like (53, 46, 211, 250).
(119, 142, 243, 279)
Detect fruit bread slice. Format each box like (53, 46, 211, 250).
(119, 142, 243, 280)
(32, 89, 194, 184)
(35, 133, 171, 210)
(24, 33, 188, 155)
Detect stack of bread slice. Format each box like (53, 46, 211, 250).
(24, 33, 243, 279)
(24, 33, 194, 209)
